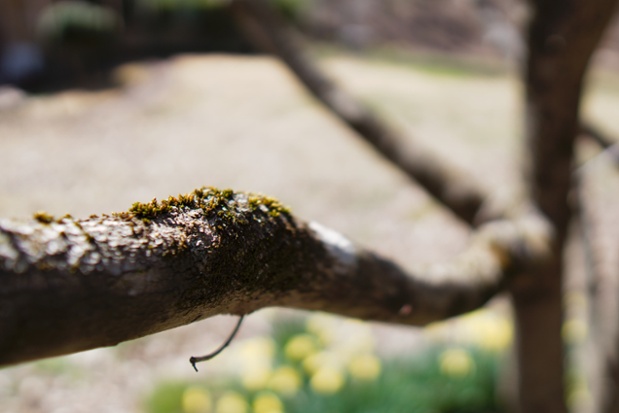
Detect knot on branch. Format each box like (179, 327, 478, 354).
(474, 210, 554, 272)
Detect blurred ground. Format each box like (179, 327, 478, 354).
(0, 50, 618, 412)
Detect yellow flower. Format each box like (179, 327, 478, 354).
(239, 337, 276, 391)
(284, 334, 318, 361)
(306, 314, 336, 346)
(463, 311, 513, 352)
(424, 321, 448, 342)
(267, 366, 301, 396)
(241, 366, 271, 391)
(568, 382, 591, 409)
(347, 353, 381, 381)
(215, 391, 249, 413)
(480, 317, 513, 351)
(439, 348, 475, 378)
(563, 319, 587, 344)
(338, 327, 375, 356)
(253, 392, 284, 413)
(310, 366, 345, 394)
(182, 387, 213, 413)
(302, 351, 340, 376)
(239, 337, 276, 364)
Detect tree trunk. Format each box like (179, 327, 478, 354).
(511, 1, 618, 412)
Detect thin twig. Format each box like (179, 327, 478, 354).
(190, 315, 245, 372)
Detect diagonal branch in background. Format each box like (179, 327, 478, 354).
(0, 187, 551, 367)
(230, 0, 489, 225)
(581, 122, 619, 167)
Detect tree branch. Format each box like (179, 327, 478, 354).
(0, 187, 551, 367)
(230, 0, 489, 225)
(581, 122, 619, 167)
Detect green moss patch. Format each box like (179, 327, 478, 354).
(128, 187, 290, 223)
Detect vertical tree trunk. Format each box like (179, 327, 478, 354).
(512, 1, 618, 412)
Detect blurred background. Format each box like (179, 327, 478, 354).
(2, 0, 618, 91)
(1, 1, 618, 412)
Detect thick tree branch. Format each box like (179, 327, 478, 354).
(230, 0, 489, 225)
(0, 187, 551, 367)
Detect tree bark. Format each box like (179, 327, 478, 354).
(511, 1, 618, 412)
(0, 187, 550, 367)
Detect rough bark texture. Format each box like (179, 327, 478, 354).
(0, 187, 551, 367)
(231, 0, 489, 225)
(510, 1, 618, 412)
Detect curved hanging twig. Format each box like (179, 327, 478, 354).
(190, 315, 245, 372)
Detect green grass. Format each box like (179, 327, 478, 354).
(144, 316, 506, 413)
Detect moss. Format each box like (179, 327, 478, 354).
(35, 261, 55, 271)
(34, 211, 55, 224)
(73, 220, 94, 243)
(127, 187, 291, 223)
(247, 194, 291, 217)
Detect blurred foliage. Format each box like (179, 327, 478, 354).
(35, 0, 307, 55)
(37, 1, 120, 43)
(6, 0, 310, 87)
(145, 312, 509, 413)
(270, 0, 309, 22)
(136, 0, 229, 11)
(135, 0, 308, 21)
